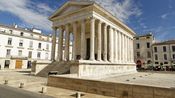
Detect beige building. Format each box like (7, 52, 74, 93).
(134, 33, 155, 68)
(48, 1, 136, 77)
(152, 40, 175, 67)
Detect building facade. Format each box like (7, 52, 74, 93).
(152, 40, 175, 67)
(0, 24, 63, 69)
(134, 33, 155, 68)
(49, 1, 136, 77)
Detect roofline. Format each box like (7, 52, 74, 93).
(93, 3, 136, 35)
(0, 24, 51, 37)
(49, 1, 94, 20)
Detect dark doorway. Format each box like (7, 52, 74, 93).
(86, 38, 90, 60)
(136, 60, 142, 69)
(4, 60, 10, 68)
(27, 61, 32, 69)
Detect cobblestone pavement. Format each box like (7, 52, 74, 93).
(0, 69, 113, 98)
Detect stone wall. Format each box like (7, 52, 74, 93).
(70, 61, 137, 77)
(48, 76, 175, 98)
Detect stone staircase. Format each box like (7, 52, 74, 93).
(36, 61, 71, 77)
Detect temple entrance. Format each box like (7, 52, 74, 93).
(86, 38, 90, 60)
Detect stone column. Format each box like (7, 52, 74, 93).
(131, 39, 134, 63)
(124, 35, 127, 63)
(103, 23, 107, 61)
(65, 24, 70, 61)
(118, 31, 121, 63)
(51, 27, 57, 61)
(97, 20, 102, 61)
(127, 38, 130, 63)
(57, 27, 63, 61)
(109, 26, 114, 62)
(121, 33, 124, 63)
(72, 22, 77, 60)
(90, 17, 95, 60)
(115, 30, 118, 63)
(80, 19, 86, 60)
(113, 29, 116, 62)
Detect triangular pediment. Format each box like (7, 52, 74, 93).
(49, 1, 94, 20)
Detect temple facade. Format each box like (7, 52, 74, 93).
(49, 1, 136, 76)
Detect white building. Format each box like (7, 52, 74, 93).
(0, 24, 72, 69)
(134, 33, 155, 68)
(152, 40, 175, 67)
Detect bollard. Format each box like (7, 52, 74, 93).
(19, 83, 24, 88)
(4, 80, 8, 85)
(40, 87, 47, 93)
(76, 92, 81, 98)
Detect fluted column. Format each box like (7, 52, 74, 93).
(109, 26, 114, 62)
(65, 24, 70, 61)
(118, 31, 121, 63)
(57, 27, 63, 61)
(51, 27, 57, 61)
(127, 37, 129, 62)
(121, 33, 124, 63)
(80, 19, 86, 60)
(114, 29, 116, 62)
(97, 20, 102, 61)
(124, 35, 127, 63)
(115, 30, 118, 62)
(103, 23, 107, 61)
(90, 17, 95, 60)
(131, 39, 134, 63)
(72, 22, 77, 60)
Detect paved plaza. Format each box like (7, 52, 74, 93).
(0, 69, 113, 98)
(0, 70, 175, 98)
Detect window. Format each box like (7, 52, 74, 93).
(37, 52, 41, 59)
(7, 38, 12, 45)
(30, 34, 33, 37)
(45, 53, 49, 59)
(20, 32, 24, 36)
(136, 37, 139, 40)
(155, 62, 159, 64)
(28, 51, 32, 58)
(29, 41, 33, 48)
(6, 49, 11, 57)
(9, 30, 13, 34)
(18, 50, 22, 56)
(164, 54, 167, 60)
(46, 44, 49, 50)
(146, 36, 150, 39)
(164, 62, 168, 64)
(136, 43, 140, 49)
(173, 54, 175, 59)
(163, 46, 166, 52)
(137, 52, 140, 57)
(147, 51, 151, 58)
(19, 40, 23, 47)
(155, 54, 158, 60)
(172, 46, 175, 52)
(147, 42, 150, 48)
(38, 43, 41, 49)
(154, 47, 157, 52)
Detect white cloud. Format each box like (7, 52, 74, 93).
(74, 0, 142, 23)
(161, 13, 168, 19)
(0, 0, 53, 32)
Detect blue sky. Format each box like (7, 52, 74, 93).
(0, 0, 174, 41)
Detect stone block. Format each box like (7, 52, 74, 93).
(133, 85, 154, 95)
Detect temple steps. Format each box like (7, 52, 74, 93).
(36, 61, 71, 77)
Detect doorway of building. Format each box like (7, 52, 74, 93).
(15, 60, 22, 69)
(27, 61, 32, 69)
(86, 38, 90, 60)
(4, 60, 10, 69)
